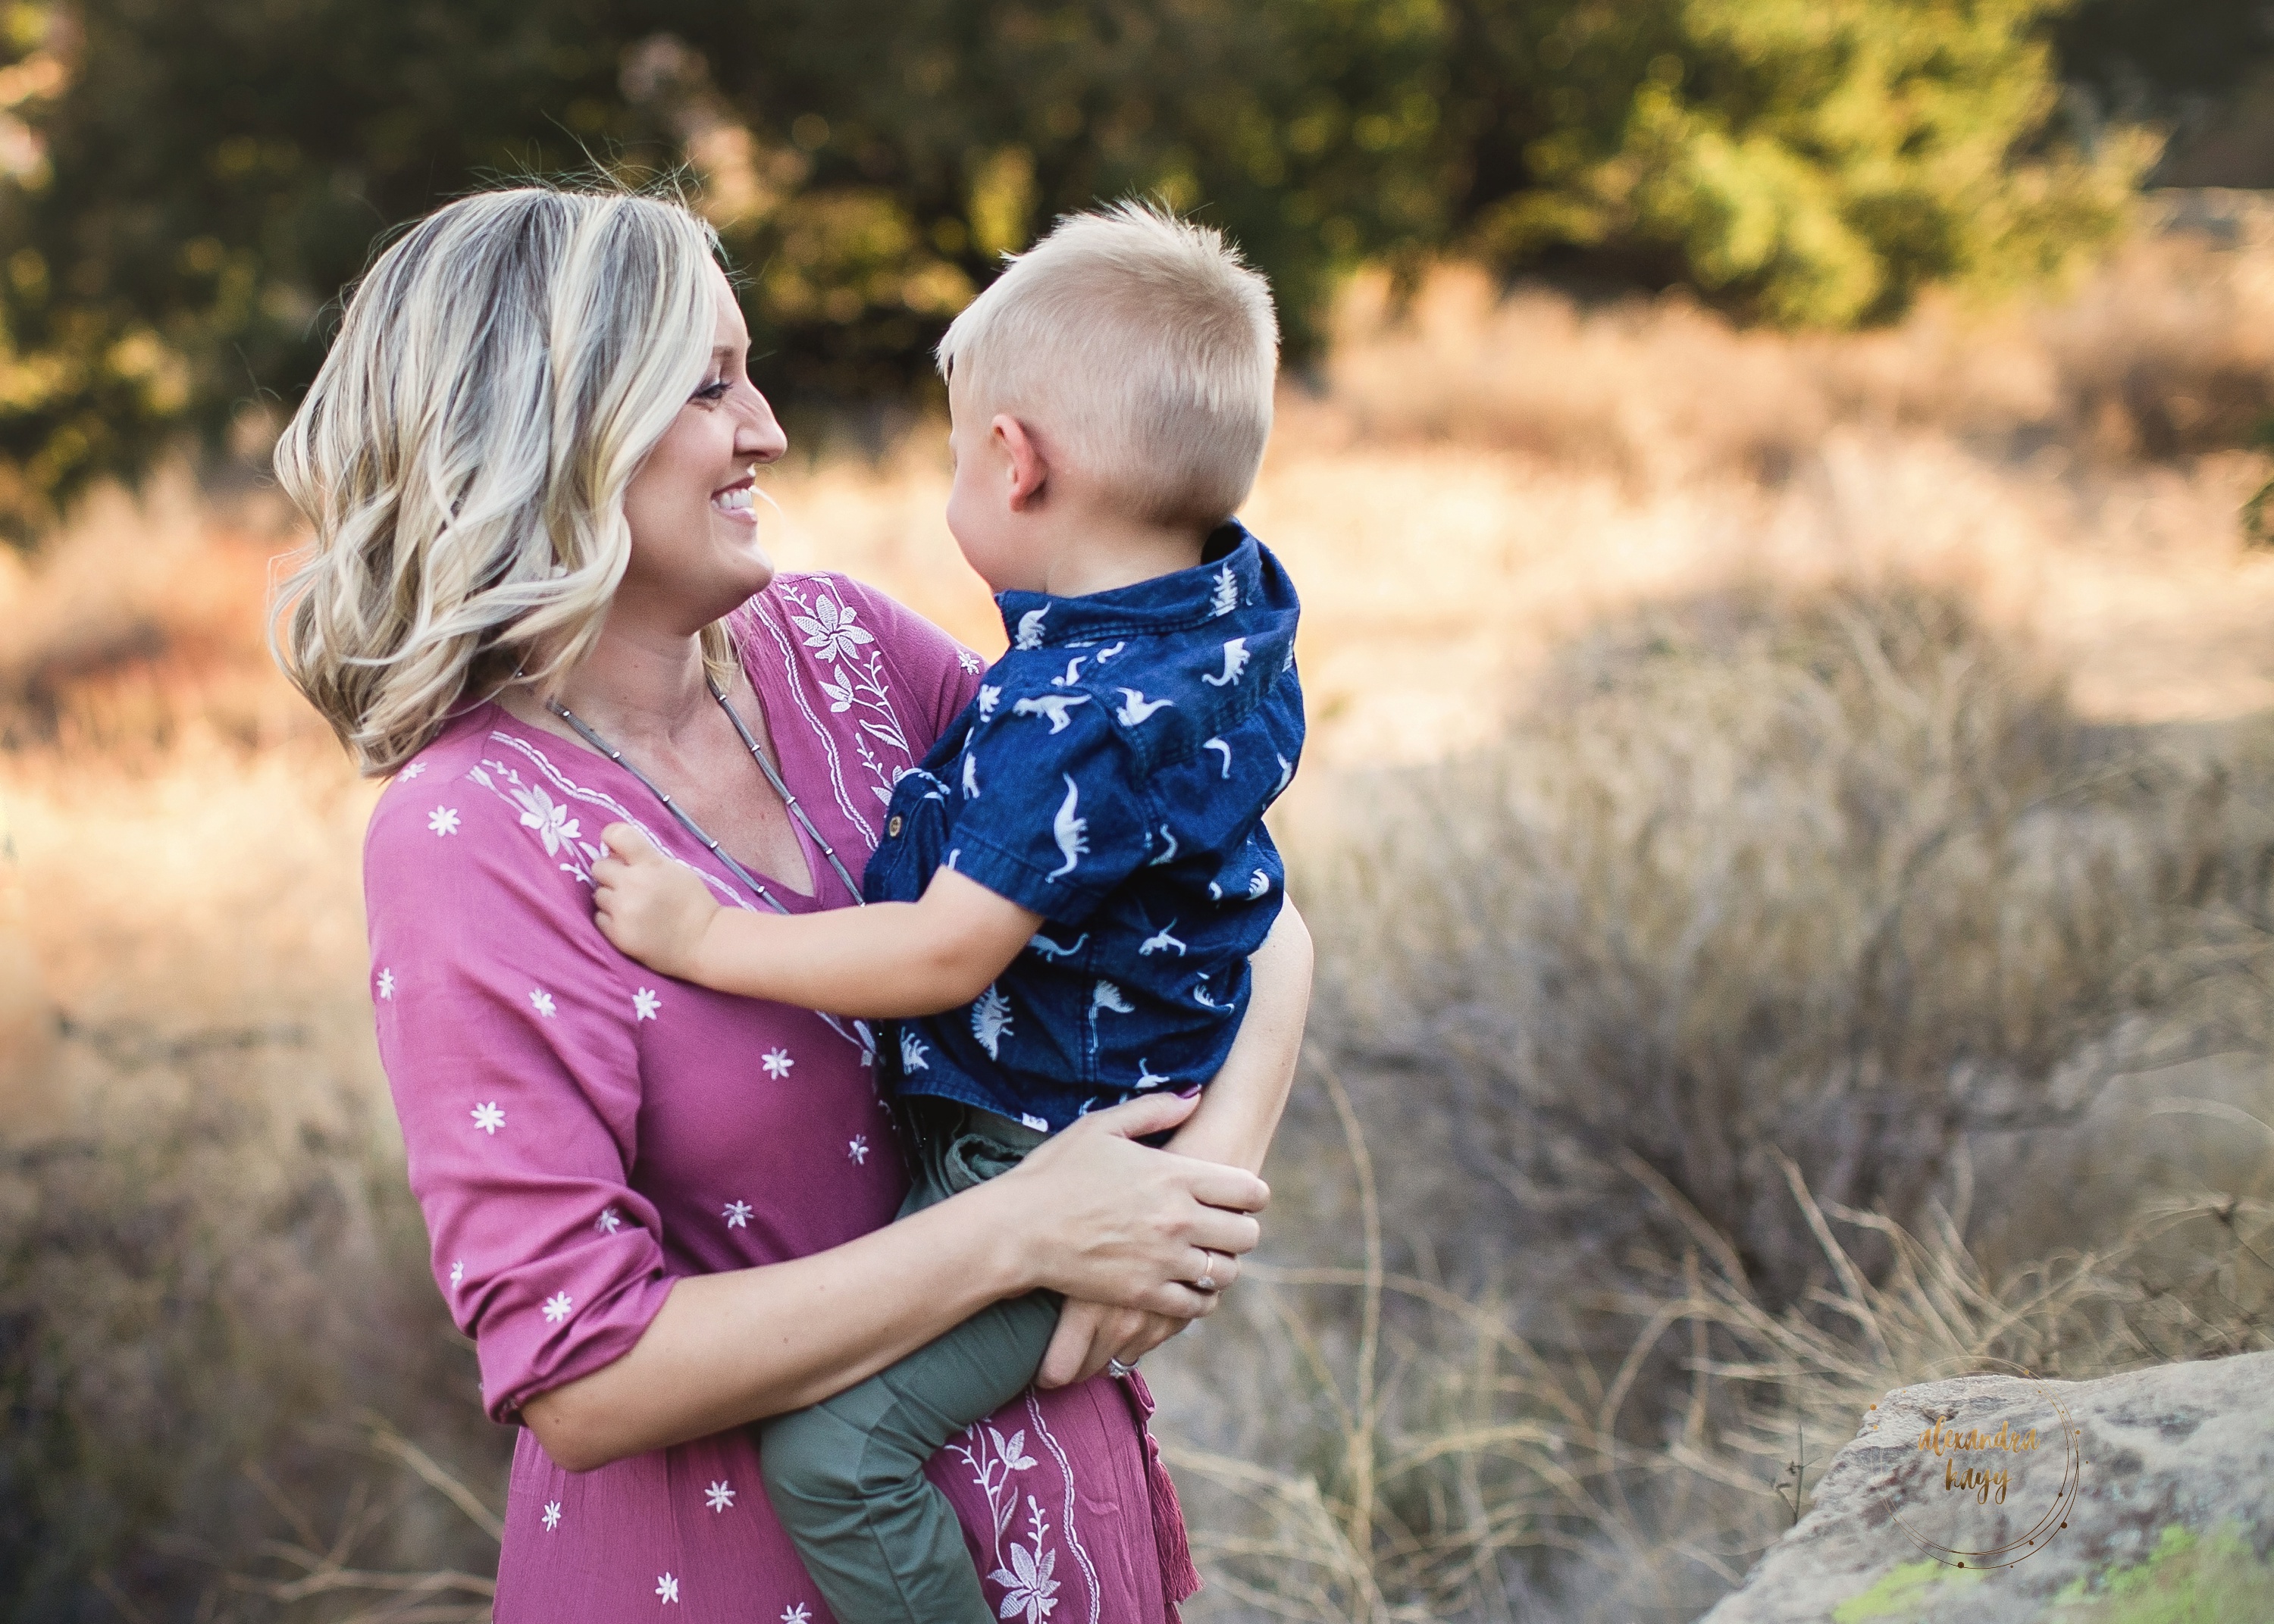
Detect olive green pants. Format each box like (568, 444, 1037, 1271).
(758, 1100, 1059, 1624)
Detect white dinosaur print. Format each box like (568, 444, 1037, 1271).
(1139, 920, 1187, 956)
(977, 684, 1003, 718)
(1248, 869, 1272, 898)
(1135, 1058, 1171, 1090)
(1050, 656, 1087, 688)
(1274, 753, 1295, 796)
(963, 751, 980, 799)
(1095, 640, 1126, 663)
(1205, 737, 1233, 778)
(1048, 776, 1088, 879)
(900, 1028, 930, 1072)
(1200, 637, 1251, 687)
(1028, 931, 1087, 961)
(1092, 980, 1134, 1015)
(1013, 694, 1089, 734)
(1148, 825, 1179, 866)
(973, 984, 1014, 1058)
(1114, 687, 1174, 725)
(1014, 608, 1049, 649)
(1193, 976, 1222, 1010)
(1211, 563, 1239, 615)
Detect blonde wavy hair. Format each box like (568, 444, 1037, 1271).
(272, 184, 738, 776)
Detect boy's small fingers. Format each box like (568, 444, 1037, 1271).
(600, 822, 650, 859)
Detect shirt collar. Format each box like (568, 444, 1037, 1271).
(993, 522, 1273, 649)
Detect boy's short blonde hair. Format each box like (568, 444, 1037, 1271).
(937, 200, 1278, 527)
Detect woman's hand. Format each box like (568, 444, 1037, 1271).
(593, 824, 721, 978)
(1037, 1300, 1193, 1388)
(986, 1091, 1267, 1320)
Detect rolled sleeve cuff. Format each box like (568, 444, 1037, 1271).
(946, 828, 1114, 923)
(475, 1255, 679, 1425)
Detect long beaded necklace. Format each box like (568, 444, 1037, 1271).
(545, 676, 865, 910)
(545, 677, 874, 1059)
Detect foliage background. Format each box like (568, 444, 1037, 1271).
(0, 0, 2257, 532)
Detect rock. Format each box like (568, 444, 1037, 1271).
(1696, 1351, 2274, 1623)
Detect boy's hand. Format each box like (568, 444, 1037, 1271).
(592, 824, 719, 979)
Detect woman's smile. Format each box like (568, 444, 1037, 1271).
(712, 471, 760, 522)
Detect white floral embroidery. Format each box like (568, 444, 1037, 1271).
(470, 1102, 505, 1135)
(761, 1047, 794, 1080)
(781, 1607, 812, 1624)
(633, 987, 661, 1022)
(449, 1259, 464, 1288)
(542, 1291, 572, 1324)
(399, 762, 427, 780)
(529, 990, 557, 1018)
(376, 968, 396, 1000)
(950, 1424, 1069, 1624)
(596, 1207, 623, 1235)
(956, 648, 981, 673)
(656, 1574, 680, 1605)
(847, 1135, 869, 1165)
(790, 593, 876, 663)
(991, 1532, 1060, 1624)
(509, 782, 582, 856)
(705, 1480, 736, 1512)
(723, 1200, 753, 1228)
(541, 1500, 561, 1532)
(428, 806, 460, 836)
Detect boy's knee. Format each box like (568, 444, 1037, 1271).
(760, 1406, 872, 1506)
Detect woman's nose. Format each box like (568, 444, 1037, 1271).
(738, 387, 789, 465)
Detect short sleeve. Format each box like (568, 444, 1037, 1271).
(364, 768, 675, 1422)
(948, 702, 1155, 923)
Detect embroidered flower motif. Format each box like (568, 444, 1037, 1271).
(656, 1573, 680, 1605)
(428, 806, 460, 836)
(530, 990, 557, 1018)
(376, 968, 396, 1000)
(781, 1607, 813, 1624)
(722, 1200, 753, 1229)
(596, 1207, 623, 1235)
(470, 1102, 505, 1135)
(816, 668, 857, 714)
(541, 1291, 573, 1324)
(509, 783, 582, 856)
(449, 1259, 465, 1288)
(790, 594, 875, 663)
(541, 1500, 561, 1532)
(399, 762, 426, 780)
(705, 1480, 736, 1512)
(957, 648, 981, 673)
(847, 1135, 869, 1166)
(990, 1541, 1060, 1624)
(633, 987, 661, 1022)
(761, 1047, 794, 1080)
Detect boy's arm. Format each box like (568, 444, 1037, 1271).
(593, 825, 1039, 1018)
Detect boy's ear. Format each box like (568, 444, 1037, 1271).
(992, 414, 1048, 512)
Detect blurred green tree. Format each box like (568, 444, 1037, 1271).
(0, 0, 2193, 537)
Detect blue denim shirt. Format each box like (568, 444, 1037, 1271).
(863, 523, 1305, 1131)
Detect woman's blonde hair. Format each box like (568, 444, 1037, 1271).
(272, 183, 735, 776)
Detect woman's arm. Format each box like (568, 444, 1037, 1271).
(1038, 901, 1314, 1388)
(522, 1090, 1267, 1470)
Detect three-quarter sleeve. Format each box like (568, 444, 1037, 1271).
(365, 762, 675, 1423)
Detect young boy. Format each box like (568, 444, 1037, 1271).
(592, 201, 1304, 1624)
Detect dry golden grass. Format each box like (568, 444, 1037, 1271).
(8, 210, 2274, 1620)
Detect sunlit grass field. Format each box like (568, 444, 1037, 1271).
(7, 216, 2274, 1621)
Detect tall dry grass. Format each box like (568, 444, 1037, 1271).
(7, 205, 2274, 1620)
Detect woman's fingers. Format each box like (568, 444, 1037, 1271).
(1037, 1298, 1114, 1388)
(1071, 1090, 1201, 1142)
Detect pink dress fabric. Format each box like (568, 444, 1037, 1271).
(363, 571, 1199, 1624)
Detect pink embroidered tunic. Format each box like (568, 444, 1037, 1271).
(365, 573, 1198, 1624)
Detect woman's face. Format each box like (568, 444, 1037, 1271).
(618, 263, 788, 634)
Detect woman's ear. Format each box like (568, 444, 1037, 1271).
(992, 414, 1048, 512)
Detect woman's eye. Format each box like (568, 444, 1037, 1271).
(694, 379, 733, 403)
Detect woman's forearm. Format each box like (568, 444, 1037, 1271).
(1164, 901, 1314, 1174)
(523, 1176, 1031, 1469)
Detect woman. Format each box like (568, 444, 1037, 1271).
(271, 186, 1311, 1622)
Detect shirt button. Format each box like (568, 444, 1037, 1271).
(887, 815, 904, 837)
